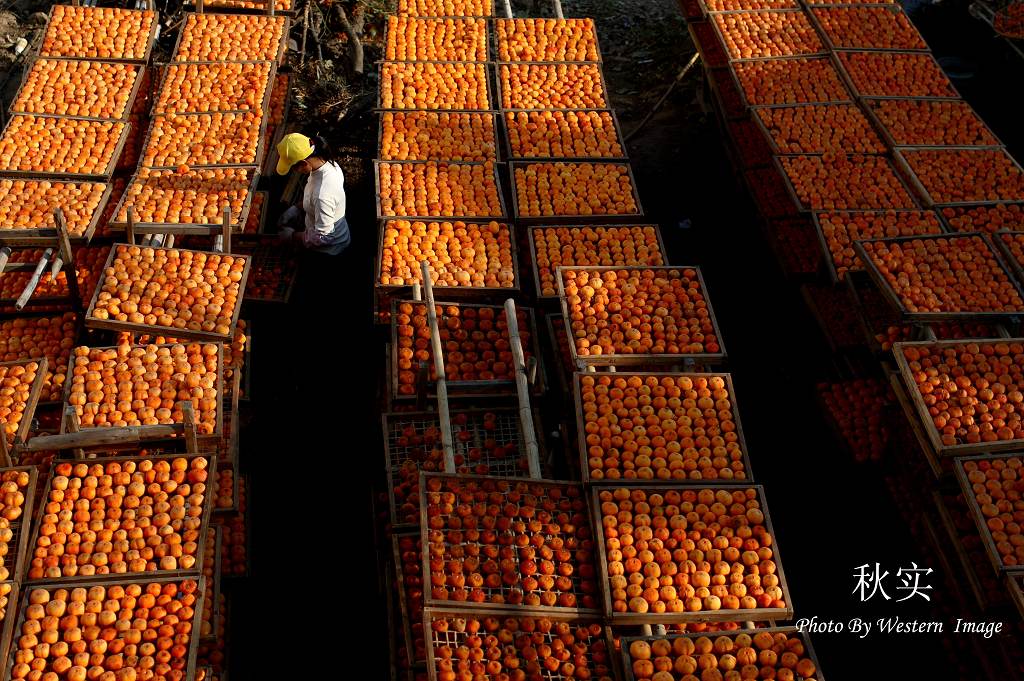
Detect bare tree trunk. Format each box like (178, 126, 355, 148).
(334, 4, 365, 76)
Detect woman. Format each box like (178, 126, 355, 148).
(275, 132, 351, 256)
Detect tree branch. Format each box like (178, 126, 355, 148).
(334, 4, 365, 76)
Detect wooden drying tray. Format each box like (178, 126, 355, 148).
(708, 9, 830, 62)
(489, 18, 606, 63)
(500, 108, 627, 161)
(376, 110, 500, 162)
(0, 358, 48, 447)
(810, 208, 948, 284)
(395, 0, 497, 17)
(699, 0, 799, 12)
(422, 606, 613, 681)
(954, 452, 1024, 576)
(150, 60, 278, 119)
(618, 627, 826, 681)
(171, 13, 291, 65)
(83, 243, 251, 343)
(832, 49, 961, 100)
(0, 182, 113, 246)
(0, 465, 38, 583)
(375, 61, 496, 111)
(570, 370, 755, 485)
(388, 298, 546, 400)
(188, 0, 296, 16)
(806, 4, 928, 53)
(861, 97, 1006, 150)
(891, 339, 1024, 458)
(55, 342, 224, 441)
(749, 101, 887, 156)
(0, 115, 132, 182)
(7, 60, 147, 123)
(494, 61, 610, 112)
(138, 111, 270, 172)
(772, 154, 920, 214)
(383, 17, 490, 63)
(854, 231, 1024, 322)
(418, 471, 602, 617)
(589, 482, 794, 624)
(373, 159, 508, 221)
(508, 159, 644, 224)
(22, 452, 216, 584)
(382, 407, 538, 530)
(525, 223, 668, 299)
(107, 167, 260, 243)
(373, 218, 521, 304)
(2, 575, 206, 681)
(725, 54, 855, 110)
(36, 4, 160, 64)
(892, 147, 1024, 208)
(555, 265, 728, 368)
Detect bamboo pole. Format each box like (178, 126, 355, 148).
(0, 247, 11, 274)
(551, 0, 564, 19)
(420, 261, 456, 473)
(15, 248, 53, 310)
(504, 298, 541, 478)
(501, 0, 513, 18)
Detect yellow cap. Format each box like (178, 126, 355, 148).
(276, 133, 314, 175)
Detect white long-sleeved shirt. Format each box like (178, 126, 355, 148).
(302, 161, 350, 255)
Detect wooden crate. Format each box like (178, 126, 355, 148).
(954, 452, 1024, 576)
(389, 298, 546, 400)
(419, 473, 601, 616)
(423, 607, 613, 681)
(0, 466, 38, 583)
(59, 343, 224, 441)
(0, 359, 48, 445)
(855, 232, 1024, 322)
(572, 371, 755, 485)
(556, 265, 728, 368)
(525, 224, 668, 299)
(109, 166, 261, 235)
(382, 407, 539, 530)
(2, 575, 206, 681)
(8, 60, 147, 122)
(376, 61, 495, 111)
(491, 18, 604, 62)
(508, 160, 644, 223)
(83, 244, 251, 342)
(0, 115, 131, 182)
(171, 13, 291, 65)
(590, 483, 794, 624)
(23, 453, 215, 583)
(37, 5, 159, 64)
(500, 109, 626, 160)
(618, 627, 826, 681)
(495, 61, 610, 111)
(151, 60, 278, 117)
(892, 339, 1024, 458)
(373, 160, 508, 221)
(373, 219, 521, 306)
